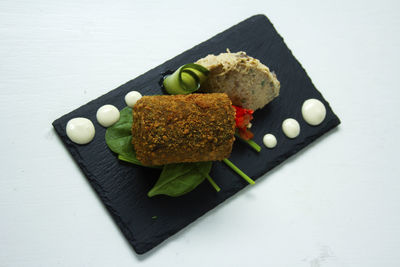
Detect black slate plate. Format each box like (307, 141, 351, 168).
(53, 14, 340, 254)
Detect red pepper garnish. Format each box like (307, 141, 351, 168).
(233, 105, 254, 140)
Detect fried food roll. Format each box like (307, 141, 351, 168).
(132, 93, 236, 166)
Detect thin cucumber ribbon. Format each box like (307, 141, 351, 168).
(163, 63, 209, 95)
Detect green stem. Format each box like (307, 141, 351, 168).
(222, 158, 255, 185)
(235, 133, 261, 152)
(206, 174, 221, 192)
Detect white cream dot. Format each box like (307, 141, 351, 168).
(96, 105, 120, 127)
(263, 134, 277, 148)
(282, 118, 300, 138)
(66, 118, 95, 145)
(302, 99, 326, 126)
(125, 91, 142, 107)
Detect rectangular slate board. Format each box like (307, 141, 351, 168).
(52, 14, 341, 254)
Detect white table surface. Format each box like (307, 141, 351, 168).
(1, 0, 400, 266)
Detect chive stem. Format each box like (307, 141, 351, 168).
(206, 174, 221, 192)
(222, 158, 255, 185)
(235, 133, 261, 152)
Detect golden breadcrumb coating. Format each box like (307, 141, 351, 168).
(132, 93, 236, 166)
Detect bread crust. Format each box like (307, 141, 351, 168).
(132, 93, 236, 166)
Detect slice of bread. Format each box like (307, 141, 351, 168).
(196, 51, 280, 110)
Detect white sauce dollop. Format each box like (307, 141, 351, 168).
(125, 91, 142, 107)
(66, 118, 95, 145)
(263, 134, 277, 148)
(301, 99, 326, 126)
(96, 104, 120, 127)
(282, 118, 300, 138)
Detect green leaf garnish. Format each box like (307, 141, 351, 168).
(148, 162, 213, 197)
(105, 107, 145, 167)
(163, 63, 209, 95)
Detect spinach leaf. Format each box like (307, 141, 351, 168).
(148, 162, 212, 197)
(105, 107, 142, 166)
